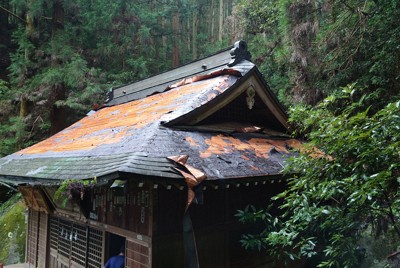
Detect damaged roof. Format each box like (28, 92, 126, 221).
(0, 41, 301, 185)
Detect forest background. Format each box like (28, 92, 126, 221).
(0, 0, 399, 266)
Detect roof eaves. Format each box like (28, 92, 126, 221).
(0, 175, 61, 186)
(0, 152, 185, 185)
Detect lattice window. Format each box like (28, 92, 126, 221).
(49, 217, 58, 250)
(87, 227, 103, 268)
(71, 223, 87, 266)
(49, 216, 104, 268)
(58, 219, 72, 258)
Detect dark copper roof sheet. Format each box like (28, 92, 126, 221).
(106, 56, 255, 106)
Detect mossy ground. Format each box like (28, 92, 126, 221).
(0, 194, 26, 265)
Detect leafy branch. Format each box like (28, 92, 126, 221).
(238, 86, 400, 267)
(0, 5, 24, 23)
(54, 178, 97, 207)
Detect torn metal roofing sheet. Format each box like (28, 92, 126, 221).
(106, 59, 255, 106)
(0, 42, 302, 185)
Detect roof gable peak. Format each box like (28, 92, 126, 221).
(162, 69, 289, 133)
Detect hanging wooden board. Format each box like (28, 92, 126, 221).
(19, 186, 51, 213)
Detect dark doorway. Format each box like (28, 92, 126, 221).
(106, 232, 126, 261)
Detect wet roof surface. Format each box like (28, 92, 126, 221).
(0, 52, 301, 183)
(16, 73, 240, 156)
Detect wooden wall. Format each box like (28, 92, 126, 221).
(26, 209, 48, 268)
(22, 178, 291, 268)
(89, 182, 153, 236)
(152, 180, 287, 268)
(126, 238, 151, 268)
(21, 186, 49, 268)
(23, 180, 155, 268)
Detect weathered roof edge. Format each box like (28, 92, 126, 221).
(105, 46, 232, 105)
(105, 40, 252, 106)
(112, 46, 233, 90)
(253, 67, 289, 120)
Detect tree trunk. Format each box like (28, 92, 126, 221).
(21, 6, 35, 118)
(50, 0, 67, 133)
(25, 12, 35, 40)
(0, 0, 9, 33)
(19, 95, 28, 118)
(172, 12, 180, 67)
(52, 0, 64, 33)
(0, 1, 12, 80)
(158, 14, 167, 65)
(161, 16, 167, 52)
(192, 1, 198, 59)
(210, 0, 215, 42)
(288, 0, 321, 105)
(218, 0, 224, 42)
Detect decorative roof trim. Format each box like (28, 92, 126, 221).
(228, 40, 252, 67)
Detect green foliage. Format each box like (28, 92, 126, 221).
(0, 194, 26, 265)
(235, 0, 400, 106)
(0, 117, 29, 157)
(7, 27, 36, 91)
(236, 0, 280, 34)
(235, 0, 292, 106)
(0, 80, 10, 99)
(54, 178, 97, 207)
(316, 0, 400, 99)
(239, 85, 400, 267)
(236, 204, 277, 251)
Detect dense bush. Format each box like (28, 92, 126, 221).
(238, 86, 400, 267)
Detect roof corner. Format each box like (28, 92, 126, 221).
(227, 40, 252, 67)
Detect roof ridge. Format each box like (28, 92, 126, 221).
(104, 41, 253, 107)
(110, 46, 233, 92)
